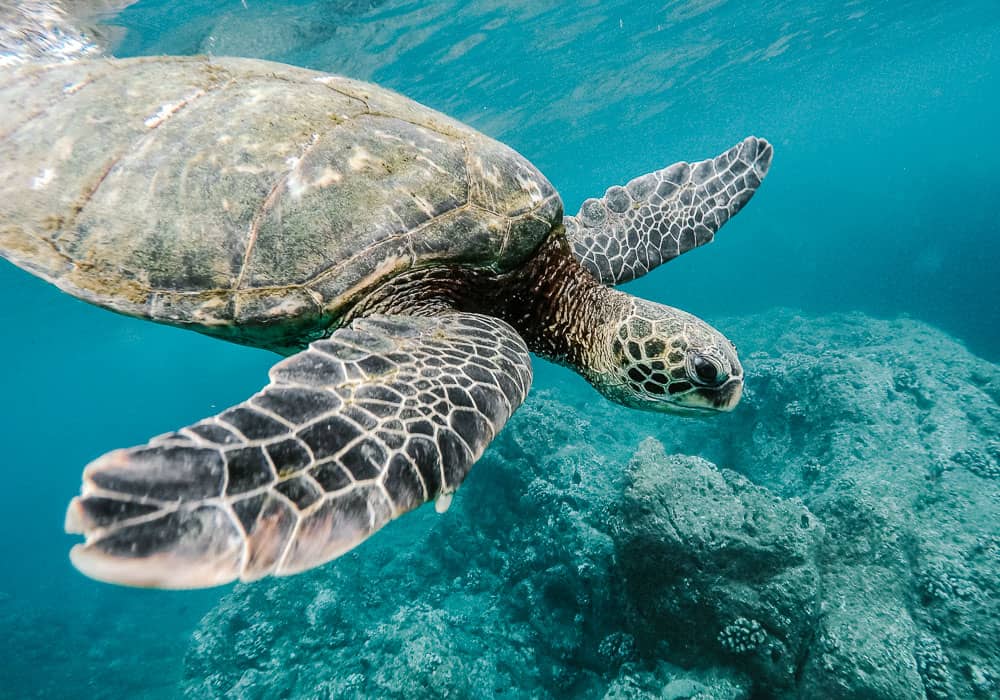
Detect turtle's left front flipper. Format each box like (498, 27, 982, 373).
(65, 313, 531, 589)
(566, 136, 772, 285)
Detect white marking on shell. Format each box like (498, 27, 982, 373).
(348, 147, 375, 172)
(284, 134, 321, 199)
(480, 161, 502, 186)
(30, 168, 55, 190)
(515, 172, 544, 203)
(53, 136, 74, 160)
(372, 130, 449, 175)
(285, 163, 306, 198)
(411, 194, 437, 218)
(280, 167, 341, 198)
(143, 89, 206, 129)
(384, 205, 409, 233)
(63, 80, 89, 95)
(411, 153, 447, 176)
(313, 167, 343, 188)
(231, 164, 265, 175)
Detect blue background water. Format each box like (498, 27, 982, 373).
(0, 1, 998, 697)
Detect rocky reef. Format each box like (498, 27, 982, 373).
(182, 310, 999, 699)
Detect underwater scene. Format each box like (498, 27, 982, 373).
(1, 1, 998, 698)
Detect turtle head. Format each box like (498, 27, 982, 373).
(592, 298, 743, 415)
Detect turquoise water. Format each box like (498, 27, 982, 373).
(0, 1, 998, 698)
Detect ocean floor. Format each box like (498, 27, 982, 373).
(15, 308, 982, 699)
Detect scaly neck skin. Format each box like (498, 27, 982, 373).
(349, 228, 628, 381)
(488, 229, 626, 374)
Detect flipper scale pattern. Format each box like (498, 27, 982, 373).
(565, 136, 772, 285)
(65, 312, 531, 588)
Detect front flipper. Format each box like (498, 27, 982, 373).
(565, 136, 773, 285)
(65, 313, 532, 589)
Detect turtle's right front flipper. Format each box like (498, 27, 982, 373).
(65, 312, 532, 589)
(565, 136, 772, 285)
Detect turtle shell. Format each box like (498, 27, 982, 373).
(0, 56, 562, 349)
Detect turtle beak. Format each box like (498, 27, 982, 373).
(710, 378, 743, 412)
(669, 377, 743, 415)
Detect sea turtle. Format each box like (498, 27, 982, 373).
(1, 1, 772, 588)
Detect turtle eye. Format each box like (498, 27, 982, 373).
(690, 354, 726, 386)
